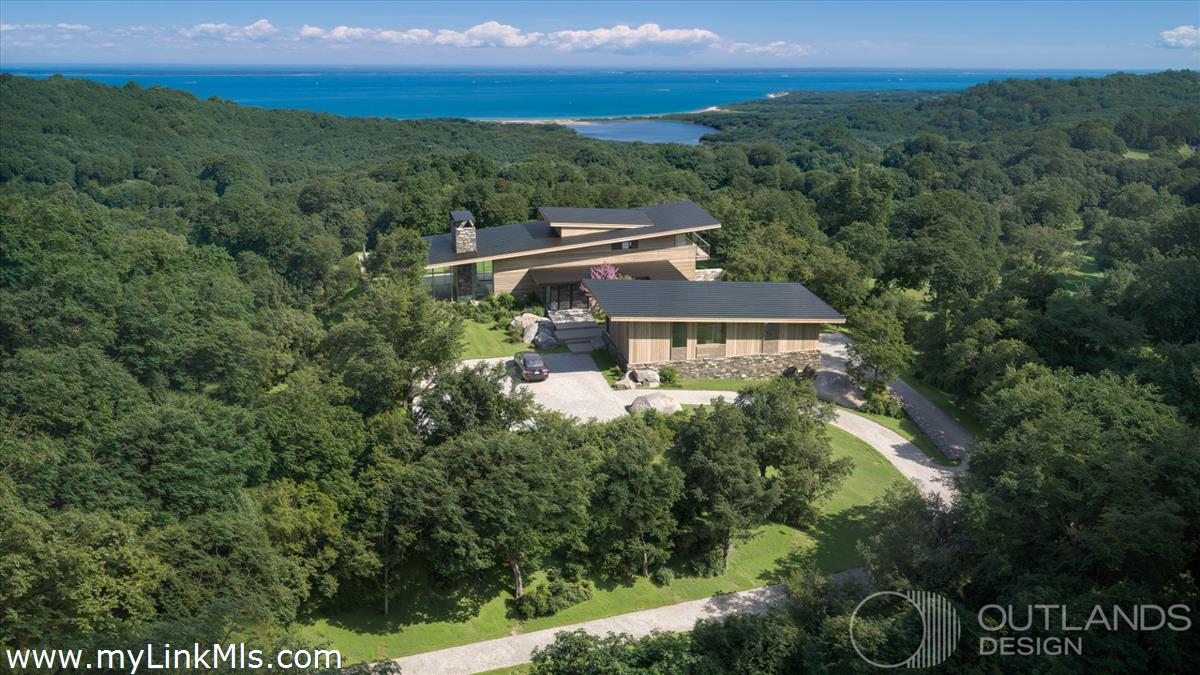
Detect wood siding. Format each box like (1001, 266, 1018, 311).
(492, 235, 700, 296)
(610, 320, 672, 363)
(611, 320, 820, 364)
(727, 322, 764, 356)
(779, 323, 820, 352)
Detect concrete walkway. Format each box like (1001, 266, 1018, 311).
(390, 585, 787, 675)
(612, 389, 964, 502)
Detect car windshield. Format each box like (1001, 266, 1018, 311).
(523, 355, 545, 368)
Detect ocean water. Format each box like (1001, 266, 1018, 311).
(8, 67, 1117, 142)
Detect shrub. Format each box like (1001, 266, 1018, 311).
(513, 571, 593, 620)
(860, 384, 903, 417)
(651, 567, 674, 587)
(658, 365, 680, 387)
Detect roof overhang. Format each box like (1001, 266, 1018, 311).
(604, 316, 847, 324)
(423, 221, 719, 269)
(530, 260, 688, 285)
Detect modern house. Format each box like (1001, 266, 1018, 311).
(422, 201, 718, 309)
(583, 279, 845, 378)
(423, 200, 844, 376)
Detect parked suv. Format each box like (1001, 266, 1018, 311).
(514, 352, 549, 382)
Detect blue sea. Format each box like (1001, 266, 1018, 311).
(6, 67, 1119, 143)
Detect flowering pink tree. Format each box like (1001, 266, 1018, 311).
(590, 263, 619, 280)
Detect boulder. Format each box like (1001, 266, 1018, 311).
(633, 369, 660, 385)
(533, 334, 559, 350)
(510, 312, 543, 330)
(629, 393, 683, 415)
(613, 377, 638, 390)
(522, 323, 539, 343)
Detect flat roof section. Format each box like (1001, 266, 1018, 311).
(584, 279, 846, 323)
(425, 200, 719, 267)
(538, 206, 652, 227)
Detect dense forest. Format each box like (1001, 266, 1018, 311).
(2, 70, 1199, 672)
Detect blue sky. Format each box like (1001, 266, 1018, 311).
(1, 1, 1197, 68)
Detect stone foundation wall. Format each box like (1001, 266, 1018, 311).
(632, 350, 820, 380)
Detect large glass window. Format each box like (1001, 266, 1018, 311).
(671, 322, 687, 348)
(474, 260, 494, 298)
(696, 322, 725, 345)
(423, 266, 454, 301)
(611, 240, 639, 250)
(763, 323, 779, 341)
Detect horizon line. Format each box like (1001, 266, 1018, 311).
(0, 64, 1165, 72)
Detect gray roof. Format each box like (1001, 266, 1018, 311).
(450, 210, 475, 222)
(538, 206, 652, 226)
(426, 200, 718, 266)
(583, 280, 845, 322)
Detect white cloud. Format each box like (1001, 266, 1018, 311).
(546, 23, 719, 51)
(0, 23, 49, 32)
(7, 17, 811, 59)
(435, 21, 541, 47)
(180, 18, 277, 42)
(729, 40, 811, 57)
(300, 21, 538, 48)
(1159, 25, 1199, 49)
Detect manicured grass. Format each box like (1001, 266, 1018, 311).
(667, 378, 764, 392)
(297, 424, 907, 664)
(1122, 149, 1150, 160)
(461, 320, 568, 360)
(591, 349, 624, 384)
(847, 408, 961, 467)
(899, 371, 984, 440)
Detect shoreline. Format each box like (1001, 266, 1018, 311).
(488, 101, 741, 125)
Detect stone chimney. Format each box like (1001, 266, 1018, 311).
(451, 210, 476, 254)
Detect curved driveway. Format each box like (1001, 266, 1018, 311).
(611, 389, 964, 502)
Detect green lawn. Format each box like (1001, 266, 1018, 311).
(297, 424, 907, 664)
(667, 378, 765, 392)
(461, 320, 568, 360)
(1122, 149, 1150, 160)
(899, 372, 984, 440)
(591, 349, 624, 384)
(846, 408, 960, 466)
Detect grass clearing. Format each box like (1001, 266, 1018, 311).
(1059, 252, 1104, 292)
(1122, 149, 1150, 160)
(298, 423, 906, 664)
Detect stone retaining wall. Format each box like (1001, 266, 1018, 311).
(632, 350, 820, 380)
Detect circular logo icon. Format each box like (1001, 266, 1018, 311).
(850, 590, 962, 668)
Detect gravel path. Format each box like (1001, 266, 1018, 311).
(889, 378, 975, 461)
(389, 585, 787, 675)
(813, 332, 977, 462)
(814, 332, 865, 408)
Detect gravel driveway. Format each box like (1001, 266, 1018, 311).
(611, 389, 964, 502)
(390, 585, 786, 675)
(462, 352, 628, 421)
